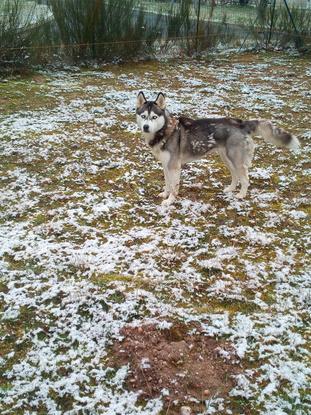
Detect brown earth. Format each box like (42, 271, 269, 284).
(109, 322, 242, 414)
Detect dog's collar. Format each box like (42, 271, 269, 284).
(149, 117, 179, 149)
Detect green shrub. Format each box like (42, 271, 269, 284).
(49, 0, 160, 61)
(0, 0, 35, 67)
(254, 2, 311, 49)
(274, 5, 311, 49)
(0, 0, 57, 70)
(2, 0, 309, 71)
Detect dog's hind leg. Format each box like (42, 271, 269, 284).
(224, 167, 239, 193)
(219, 148, 239, 193)
(235, 165, 249, 199)
(235, 136, 255, 198)
(225, 134, 254, 199)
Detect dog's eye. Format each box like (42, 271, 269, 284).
(141, 114, 146, 119)
(152, 115, 158, 120)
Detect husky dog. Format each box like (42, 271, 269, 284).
(136, 91, 300, 206)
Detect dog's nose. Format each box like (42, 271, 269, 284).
(143, 125, 149, 132)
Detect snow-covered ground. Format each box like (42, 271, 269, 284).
(0, 52, 310, 414)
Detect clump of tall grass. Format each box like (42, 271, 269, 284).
(255, 2, 311, 49)
(3, 0, 308, 70)
(49, 0, 160, 61)
(163, 0, 192, 54)
(194, 3, 232, 53)
(166, 0, 192, 39)
(274, 5, 311, 49)
(163, 0, 230, 56)
(0, 0, 57, 71)
(0, 0, 35, 68)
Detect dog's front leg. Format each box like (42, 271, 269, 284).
(158, 167, 170, 199)
(161, 164, 181, 206)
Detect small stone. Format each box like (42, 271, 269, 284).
(203, 389, 210, 396)
(180, 406, 191, 415)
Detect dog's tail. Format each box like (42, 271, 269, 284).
(245, 120, 300, 151)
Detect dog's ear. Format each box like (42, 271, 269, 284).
(155, 92, 166, 109)
(136, 91, 147, 108)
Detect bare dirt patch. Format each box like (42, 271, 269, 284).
(109, 323, 242, 414)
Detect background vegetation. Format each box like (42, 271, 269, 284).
(0, 0, 310, 71)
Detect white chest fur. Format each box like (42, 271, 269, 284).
(142, 132, 170, 165)
(151, 145, 170, 165)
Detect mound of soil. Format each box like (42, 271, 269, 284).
(110, 322, 242, 414)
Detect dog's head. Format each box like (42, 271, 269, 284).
(136, 91, 166, 134)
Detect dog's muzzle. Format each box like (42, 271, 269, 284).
(143, 125, 149, 132)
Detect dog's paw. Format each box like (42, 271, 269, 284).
(158, 191, 170, 199)
(161, 194, 176, 206)
(224, 185, 237, 193)
(236, 191, 247, 199)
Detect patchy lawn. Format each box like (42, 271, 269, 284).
(0, 51, 310, 415)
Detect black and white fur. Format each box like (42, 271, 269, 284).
(136, 91, 300, 206)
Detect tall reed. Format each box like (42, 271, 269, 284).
(0, 0, 35, 67)
(255, 1, 311, 49)
(2, 0, 309, 71)
(49, 0, 160, 61)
